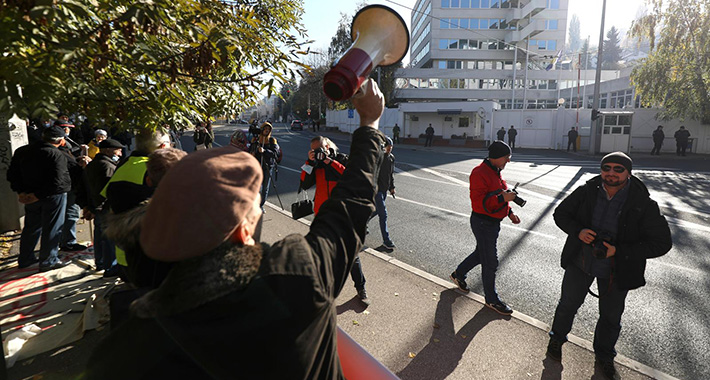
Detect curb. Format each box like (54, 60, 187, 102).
(264, 201, 680, 380)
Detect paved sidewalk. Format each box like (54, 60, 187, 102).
(262, 203, 677, 380)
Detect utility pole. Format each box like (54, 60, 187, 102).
(589, 0, 607, 155)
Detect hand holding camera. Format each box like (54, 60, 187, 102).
(579, 229, 616, 259)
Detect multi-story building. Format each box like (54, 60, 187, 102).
(394, 0, 617, 143)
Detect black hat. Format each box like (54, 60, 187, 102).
(488, 140, 511, 159)
(384, 136, 393, 146)
(99, 138, 124, 149)
(54, 120, 74, 128)
(43, 125, 66, 139)
(601, 152, 632, 172)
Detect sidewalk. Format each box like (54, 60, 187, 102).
(2, 206, 678, 379)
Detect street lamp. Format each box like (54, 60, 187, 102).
(589, 0, 607, 155)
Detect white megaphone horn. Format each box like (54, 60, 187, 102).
(323, 5, 409, 101)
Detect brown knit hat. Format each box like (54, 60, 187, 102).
(140, 146, 263, 262)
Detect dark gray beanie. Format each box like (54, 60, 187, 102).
(601, 151, 632, 172)
(488, 140, 511, 159)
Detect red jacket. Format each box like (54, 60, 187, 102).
(300, 159, 346, 215)
(469, 160, 510, 220)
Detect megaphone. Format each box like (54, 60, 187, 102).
(323, 5, 409, 102)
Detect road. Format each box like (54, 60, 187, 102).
(183, 123, 710, 380)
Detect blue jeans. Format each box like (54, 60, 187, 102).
(549, 264, 628, 361)
(350, 255, 366, 291)
(60, 191, 80, 246)
(19, 193, 67, 267)
(260, 164, 274, 208)
(374, 191, 392, 245)
(94, 209, 116, 270)
(455, 213, 501, 304)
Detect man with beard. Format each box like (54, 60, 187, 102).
(546, 152, 672, 380)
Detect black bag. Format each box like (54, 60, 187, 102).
(291, 188, 313, 220)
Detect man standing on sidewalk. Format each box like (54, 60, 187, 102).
(7, 126, 72, 271)
(424, 124, 435, 147)
(450, 141, 522, 316)
(371, 136, 396, 251)
(392, 123, 400, 144)
(650, 125, 664, 155)
(87, 79, 387, 379)
(567, 127, 578, 152)
(547, 152, 671, 380)
(508, 125, 517, 150)
(674, 126, 690, 156)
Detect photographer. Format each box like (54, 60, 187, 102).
(547, 152, 671, 380)
(300, 136, 370, 306)
(250, 122, 280, 211)
(450, 141, 521, 316)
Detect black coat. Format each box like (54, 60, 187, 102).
(652, 129, 665, 143)
(377, 152, 395, 193)
(553, 175, 672, 290)
(7, 142, 71, 198)
(83, 153, 117, 210)
(86, 127, 385, 380)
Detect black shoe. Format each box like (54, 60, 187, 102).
(103, 266, 120, 278)
(18, 258, 39, 269)
(595, 358, 621, 380)
(38, 260, 71, 272)
(485, 300, 513, 316)
(546, 338, 563, 361)
(357, 289, 371, 306)
(450, 272, 469, 293)
(383, 241, 395, 249)
(60, 243, 88, 252)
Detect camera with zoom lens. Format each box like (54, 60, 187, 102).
(591, 233, 613, 259)
(313, 147, 328, 162)
(511, 182, 526, 207)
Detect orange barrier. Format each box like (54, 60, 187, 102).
(337, 327, 399, 380)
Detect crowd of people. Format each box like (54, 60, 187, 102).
(5, 81, 675, 380)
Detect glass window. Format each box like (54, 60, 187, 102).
(459, 18, 469, 29)
(470, 18, 479, 29)
(611, 126, 622, 134)
(618, 115, 632, 125)
(459, 117, 470, 128)
(456, 61, 463, 69)
(548, 0, 559, 9)
(481, 0, 490, 8)
(479, 19, 489, 29)
(429, 78, 440, 88)
(488, 41, 497, 50)
(484, 61, 493, 69)
(500, 19, 509, 30)
(491, 0, 499, 7)
(461, 0, 470, 7)
(470, 39, 479, 49)
(439, 39, 448, 49)
(538, 40, 546, 49)
(438, 61, 447, 69)
(501, 0, 511, 8)
(459, 39, 469, 49)
(600, 98, 607, 108)
(548, 80, 557, 90)
(451, 0, 460, 7)
(603, 126, 611, 134)
(451, 19, 459, 28)
(467, 61, 476, 69)
(529, 39, 538, 46)
(447, 60, 456, 69)
(448, 40, 458, 49)
(489, 19, 499, 29)
(548, 20, 558, 29)
(440, 19, 449, 29)
(604, 115, 617, 125)
(442, 0, 451, 7)
(471, 0, 480, 7)
(623, 126, 631, 134)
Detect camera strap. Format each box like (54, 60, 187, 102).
(587, 260, 615, 299)
(483, 189, 507, 214)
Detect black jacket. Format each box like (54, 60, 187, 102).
(674, 129, 690, 143)
(377, 152, 395, 193)
(7, 142, 71, 198)
(86, 127, 384, 379)
(652, 129, 665, 143)
(83, 153, 117, 211)
(249, 136, 280, 168)
(553, 175, 672, 290)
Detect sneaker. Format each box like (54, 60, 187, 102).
(38, 260, 71, 272)
(357, 288, 371, 306)
(60, 243, 88, 252)
(383, 241, 395, 249)
(595, 358, 621, 380)
(450, 272, 469, 293)
(103, 266, 120, 278)
(485, 300, 513, 316)
(546, 338, 563, 361)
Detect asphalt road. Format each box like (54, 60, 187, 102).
(182, 123, 710, 380)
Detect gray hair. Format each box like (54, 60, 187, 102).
(135, 128, 170, 153)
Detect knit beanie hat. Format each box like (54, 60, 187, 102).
(601, 151, 632, 172)
(488, 141, 511, 159)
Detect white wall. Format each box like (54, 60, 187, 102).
(326, 108, 403, 136)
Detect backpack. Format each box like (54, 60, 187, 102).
(271, 137, 283, 164)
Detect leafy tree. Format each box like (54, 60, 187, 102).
(630, 0, 710, 124)
(0, 0, 308, 131)
(580, 38, 594, 69)
(568, 14, 582, 53)
(602, 26, 623, 69)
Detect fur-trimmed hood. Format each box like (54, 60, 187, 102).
(103, 200, 148, 253)
(130, 241, 265, 318)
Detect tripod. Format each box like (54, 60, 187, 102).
(258, 142, 284, 210)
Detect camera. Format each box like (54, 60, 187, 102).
(313, 147, 328, 162)
(511, 182, 526, 207)
(591, 233, 612, 259)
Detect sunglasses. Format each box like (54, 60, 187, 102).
(601, 165, 626, 173)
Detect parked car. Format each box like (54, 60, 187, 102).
(291, 120, 303, 131)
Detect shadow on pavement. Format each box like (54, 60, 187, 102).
(397, 289, 508, 380)
(540, 356, 563, 380)
(336, 296, 368, 315)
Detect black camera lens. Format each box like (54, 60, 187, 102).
(313, 147, 327, 162)
(513, 195, 526, 207)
